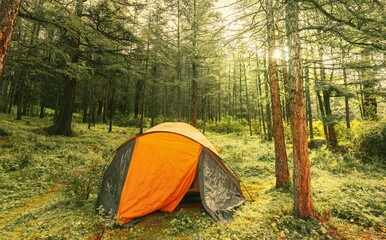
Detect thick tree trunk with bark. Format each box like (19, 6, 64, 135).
(285, 0, 315, 219)
(48, 76, 77, 136)
(46, 0, 82, 136)
(266, 0, 290, 188)
(0, 0, 23, 81)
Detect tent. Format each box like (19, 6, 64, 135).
(96, 122, 245, 227)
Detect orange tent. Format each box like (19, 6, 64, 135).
(96, 122, 244, 227)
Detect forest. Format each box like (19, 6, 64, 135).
(0, 0, 385, 239)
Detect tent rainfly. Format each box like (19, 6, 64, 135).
(96, 122, 245, 227)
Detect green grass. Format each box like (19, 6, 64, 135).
(0, 113, 385, 239)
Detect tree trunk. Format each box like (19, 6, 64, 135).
(256, 56, 266, 135)
(134, 78, 144, 119)
(82, 80, 89, 123)
(108, 80, 115, 133)
(88, 85, 95, 130)
(218, 79, 221, 122)
(190, 0, 198, 127)
(343, 68, 350, 129)
(319, 51, 338, 147)
(6, 77, 16, 114)
(285, 0, 314, 219)
(1, 80, 10, 112)
(39, 101, 45, 118)
(202, 95, 208, 134)
(314, 64, 329, 143)
(102, 79, 109, 124)
(239, 62, 243, 119)
(228, 67, 232, 116)
(266, 0, 290, 188)
(263, 56, 272, 141)
(139, 40, 150, 134)
(15, 75, 24, 120)
(176, 0, 182, 120)
(0, 0, 23, 80)
(243, 62, 252, 136)
(322, 85, 338, 147)
(232, 65, 237, 118)
(281, 58, 290, 124)
(150, 66, 158, 127)
(305, 67, 314, 139)
(46, 0, 82, 136)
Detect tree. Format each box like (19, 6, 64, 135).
(285, 0, 315, 219)
(190, 0, 199, 127)
(0, 0, 23, 87)
(46, 0, 83, 136)
(265, 0, 290, 188)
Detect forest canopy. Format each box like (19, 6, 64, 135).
(0, 0, 384, 134)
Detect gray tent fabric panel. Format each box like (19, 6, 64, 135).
(198, 149, 245, 221)
(96, 139, 136, 217)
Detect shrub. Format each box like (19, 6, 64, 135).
(354, 121, 386, 162)
(206, 116, 246, 134)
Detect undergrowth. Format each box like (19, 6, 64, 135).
(0, 113, 385, 239)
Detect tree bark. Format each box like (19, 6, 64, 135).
(285, 0, 314, 219)
(0, 0, 23, 81)
(190, 0, 198, 127)
(263, 56, 272, 141)
(266, 0, 290, 188)
(239, 62, 243, 119)
(305, 67, 314, 139)
(109, 80, 115, 133)
(243, 62, 252, 136)
(176, 0, 182, 120)
(318, 49, 338, 147)
(46, 0, 83, 136)
(343, 68, 350, 129)
(134, 78, 144, 119)
(256, 56, 266, 135)
(139, 39, 150, 134)
(82, 80, 89, 123)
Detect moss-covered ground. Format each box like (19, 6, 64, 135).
(0, 113, 385, 239)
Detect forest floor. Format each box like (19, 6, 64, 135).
(0, 113, 385, 239)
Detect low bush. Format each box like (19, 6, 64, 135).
(206, 116, 247, 134)
(354, 121, 386, 162)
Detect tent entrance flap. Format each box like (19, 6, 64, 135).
(96, 139, 136, 217)
(199, 149, 245, 221)
(117, 132, 202, 225)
